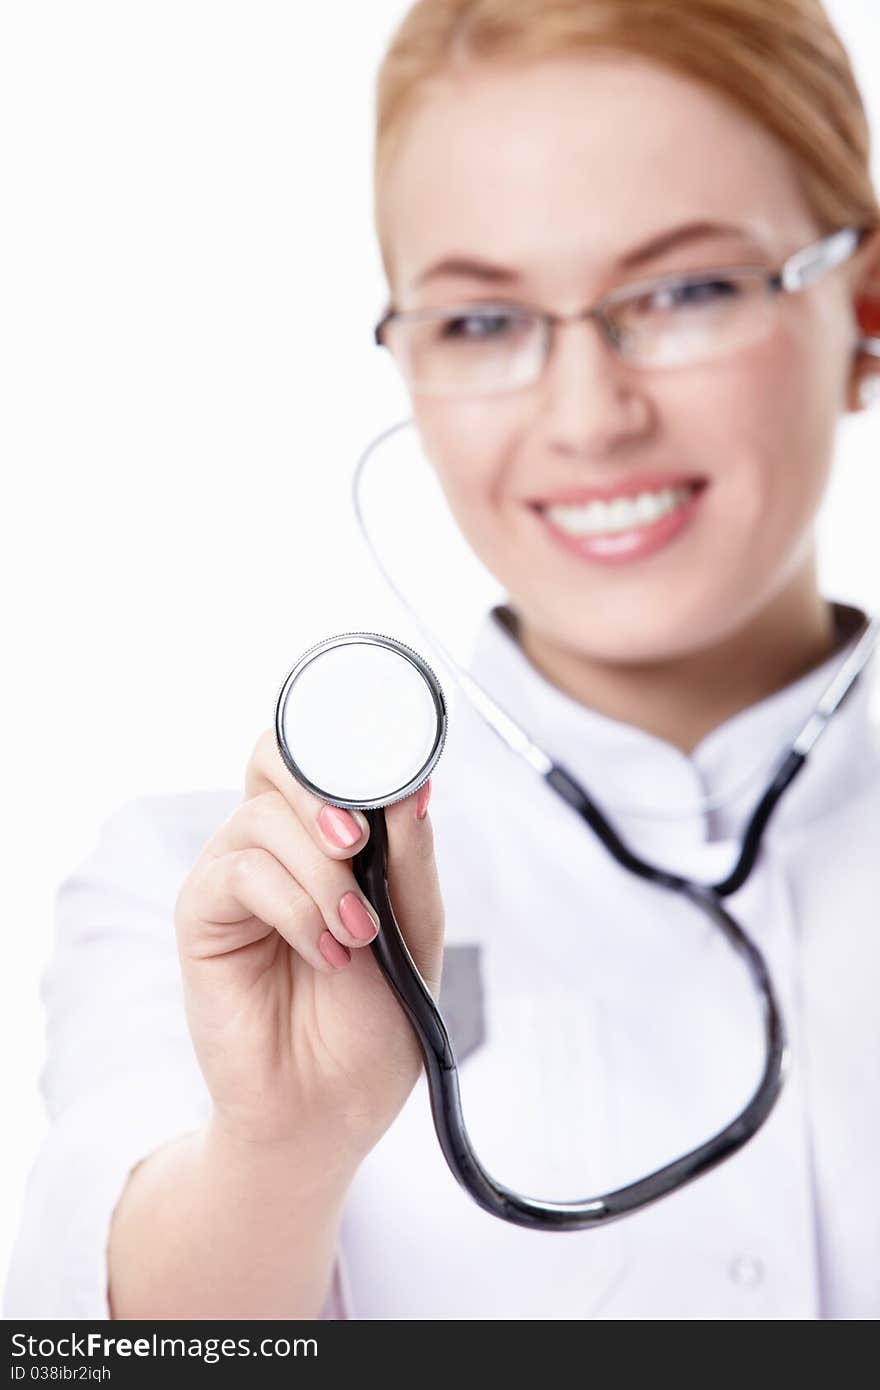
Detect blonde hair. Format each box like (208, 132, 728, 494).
(373, 0, 880, 285)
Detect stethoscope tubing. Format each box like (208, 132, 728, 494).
(343, 415, 879, 1230)
(353, 758, 788, 1230)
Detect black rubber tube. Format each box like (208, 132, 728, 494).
(351, 781, 788, 1231)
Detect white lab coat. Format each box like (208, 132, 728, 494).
(4, 599, 879, 1320)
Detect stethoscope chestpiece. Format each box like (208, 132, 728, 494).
(274, 631, 447, 811)
(273, 629, 459, 1121)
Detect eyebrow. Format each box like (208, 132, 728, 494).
(409, 220, 762, 289)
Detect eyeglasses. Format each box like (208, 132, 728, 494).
(373, 225, 871, 397)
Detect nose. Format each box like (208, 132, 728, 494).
(538, 311, 653, 454)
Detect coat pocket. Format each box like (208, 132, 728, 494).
(438, 942, 486, 1065)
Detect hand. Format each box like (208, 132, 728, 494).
(174, 729, 445, 1165)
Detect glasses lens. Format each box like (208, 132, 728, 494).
(611, 270, 775, 368)
(385, 307, 543, 395)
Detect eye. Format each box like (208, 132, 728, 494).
(438, 311, 519, 340)
(648, 276, 742, 311)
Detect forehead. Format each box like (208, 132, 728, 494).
(381, 52, 816, 294)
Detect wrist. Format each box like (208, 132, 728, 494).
(202, 1111, 363, 1202)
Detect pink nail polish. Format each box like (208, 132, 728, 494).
(339, 892, 379, 941)
(319, 930, 351, 969)
(416, 779, 432, 821)
(318, 804, 361, 848)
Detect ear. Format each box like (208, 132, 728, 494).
(846, 224, 880, 414)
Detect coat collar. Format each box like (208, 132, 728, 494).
(463, 597, 880, 858)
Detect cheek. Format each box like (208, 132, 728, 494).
(746, 303, 848, 507)
(689, 325, 837, 548)
(412, 397, 520, 541)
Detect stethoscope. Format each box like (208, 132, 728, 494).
(274, 416, 880, 1232)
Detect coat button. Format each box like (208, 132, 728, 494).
(728, 1254, 765, 1288)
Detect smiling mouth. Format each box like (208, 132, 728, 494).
(526, 477, 709, 568)
(531, 479, 707, 538)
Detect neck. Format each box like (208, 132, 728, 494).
(511, 570, 844, 756)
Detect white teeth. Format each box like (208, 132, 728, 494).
(542, 485, 694, 537)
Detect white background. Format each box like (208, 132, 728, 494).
(1, 1, 878, 1293)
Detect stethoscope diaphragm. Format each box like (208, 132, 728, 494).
(275, 631, 447, 810)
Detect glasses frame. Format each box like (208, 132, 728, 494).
(373, 224, 874, 394)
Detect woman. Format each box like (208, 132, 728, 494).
(6, 0, 880, 1320)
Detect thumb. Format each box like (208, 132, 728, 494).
(381, 779, 445, 999)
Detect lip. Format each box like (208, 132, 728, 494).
(531, 479, 708, 567)
(529, 472, 707, 506)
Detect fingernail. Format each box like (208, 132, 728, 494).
(338, 892, 379, 941)
(416, 779, 432, 821)
(319, 930, 351, 969)
(318, 804, 362, 848)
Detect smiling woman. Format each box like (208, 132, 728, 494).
(5, 0, 880, 1328)
(370, 1, 880, 752)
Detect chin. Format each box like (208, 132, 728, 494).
(515, 584, 732, 663)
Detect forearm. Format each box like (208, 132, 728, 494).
(107, 1116, 357, 1320)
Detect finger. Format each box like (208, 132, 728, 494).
(208, 790, 380, 952)
(180, 845, 352, 975)
(244, 728, 371, 860)
(381, 780, 445, 998)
